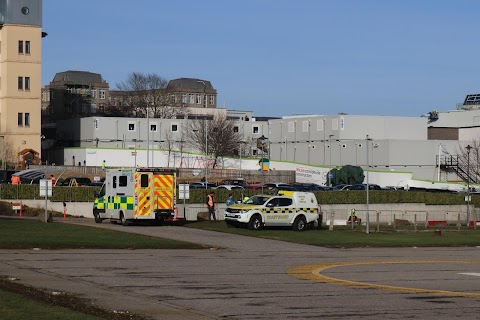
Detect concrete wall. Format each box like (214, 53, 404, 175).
(5, 199, 472, 224)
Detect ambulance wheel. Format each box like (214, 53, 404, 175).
(293, 216, 307, 231)
(248, 215, 263, 230)
(120, 212, 130, 226)
(93, 210, 102, 223)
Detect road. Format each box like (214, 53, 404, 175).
(1, 218, 480, 319)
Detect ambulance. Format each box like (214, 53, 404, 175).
(224, 191, 320, 231)
(93, 168, 178, 226)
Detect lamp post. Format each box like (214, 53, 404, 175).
(259, 135, 268, 194)
(239, 141, 246, 178)
(339, 142, 342, 167)
(133, 138, 137, 168)
(466, 144, 472, 226)
(308, 120, 311, 165)
(40, 135, 46, 165)
(197, 81, 208, 190)
(328, 134, 334, 186)
(366, 134, 371, 234)
(147, 104, 150, 167)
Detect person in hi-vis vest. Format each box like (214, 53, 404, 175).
(206, 191, 216, 221)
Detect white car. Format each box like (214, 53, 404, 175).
(215, 185, 244, 190)
(224, 191, 320, 231)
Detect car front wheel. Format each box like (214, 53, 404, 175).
(248, 215, 263, 230)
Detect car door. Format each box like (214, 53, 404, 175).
(264, 197, 293, 226)
(263, 198, 279, 225)
(277, 197, 294, 225)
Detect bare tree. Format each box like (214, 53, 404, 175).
(3, 140, 18, 169)
(163, 130, 174, 167)
(184, 113, 243, 168)
(110, 72, 187, 119)
(456, 139, 480, 183)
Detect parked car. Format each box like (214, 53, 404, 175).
(292, 183, 332, 191)
(265, 182, 291, 190)
(59, 177, 92, 186)
(189, 182, 216, 189)
(332, 184, 352, 190)
(215, 185, 245, 190)
(345, 184, 382, 190)
(249, 184, 268, 190)
(88, 181, 104, 187)
(272, 185, 299, 192)
(220, 179, 249, 187)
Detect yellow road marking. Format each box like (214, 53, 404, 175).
(288, 260, 480, 298)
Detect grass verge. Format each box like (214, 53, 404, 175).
(185, 221, 480, 247)
(0, 277, 148, 320)
(0, 219, 204, 250)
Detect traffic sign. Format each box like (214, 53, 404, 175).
(178, 184, 190, 199)
(40, 179, 52, 197)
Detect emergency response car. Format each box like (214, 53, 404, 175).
(93, 167, 178, 226)
(224, 191, 320, 231)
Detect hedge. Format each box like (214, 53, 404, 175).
(0, 185, 474, 206)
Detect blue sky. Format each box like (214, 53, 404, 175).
(42, 0, 480, 117)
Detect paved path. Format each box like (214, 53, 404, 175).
(1, 217, 480, 319)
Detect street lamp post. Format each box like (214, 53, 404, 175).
(466, 144, 472, 226)
(133, 138, 137, 168)
(239, 141, 246, 178)
(197, 81, 208, 190)
(366, 135, 371, 234)
(328, 134, 334, 186)
(147, 104, 150, 167)
(259, 135, 268, 194)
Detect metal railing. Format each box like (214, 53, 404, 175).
(324, 209, 476, 230)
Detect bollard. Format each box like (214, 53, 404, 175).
(376, 211, 380, 232)
(329, 210, 334, 231)
(434, 229, 441, 237)
(393, 214, 396, 230)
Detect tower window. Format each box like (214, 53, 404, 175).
(18, 41, 23, 54)
(25, 77, 30, 90)
(18, 113, 23, 126)
(25, 41, 30, 54)
(18, 77, 23, 90)
(25, 113, 30, 126)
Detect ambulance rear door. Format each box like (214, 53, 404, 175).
(153, 171, 176, 214)
(134, 171, 154, 219)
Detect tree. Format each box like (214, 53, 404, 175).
(108, 72, 187, 119)
(163, 130, 174, 167)
(184, 113, 243, 168)
(456, 140, 480, 183)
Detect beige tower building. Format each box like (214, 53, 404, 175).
(0, 0, 43, 168)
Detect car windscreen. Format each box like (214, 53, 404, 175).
(244, 196, 269, 205)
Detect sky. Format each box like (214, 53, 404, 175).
(42, 0, 480, 118)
